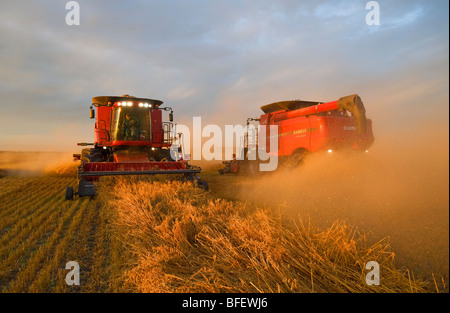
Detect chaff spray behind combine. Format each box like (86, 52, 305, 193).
(66, 95, 207, 200)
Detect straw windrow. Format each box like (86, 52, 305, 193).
(97, 176, 427, 293)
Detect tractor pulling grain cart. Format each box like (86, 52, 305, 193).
(66, 95, 207, 200)
(219, 94, 375, 174)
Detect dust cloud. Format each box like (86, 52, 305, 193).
(235, 123, 449, 281)
(0, 151, 77, 176)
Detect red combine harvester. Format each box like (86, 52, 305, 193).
(219, 94, 375, 174)
(66, 95, 207, 200)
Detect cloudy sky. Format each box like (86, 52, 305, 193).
(0, 0, 448, 151)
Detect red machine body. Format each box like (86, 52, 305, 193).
(92, 99, 169, 150)
(67, 95, 206, 199)
(259, 96, 374, 157)
(220, 94, 374, 174)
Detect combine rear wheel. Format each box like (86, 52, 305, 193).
(65, 187, 74, 200)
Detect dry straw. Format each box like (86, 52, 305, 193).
(97, 176, 427, 293)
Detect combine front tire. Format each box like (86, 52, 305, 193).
(81, 148, 103, 163)
(65, 187, 74, 200)
(283, 149, 308, 168)
(156, 149, 173, 162)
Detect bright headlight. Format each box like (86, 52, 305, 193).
(127, 102, 132, 107)
(139, 103, 144, 107)
(328, 149, 333, 153)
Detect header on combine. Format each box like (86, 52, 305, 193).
(66, 95, 207, 200)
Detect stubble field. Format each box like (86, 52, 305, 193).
(0, 148, 448, 293)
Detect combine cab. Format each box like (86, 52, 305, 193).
(220, 94, 375, 174)
(66, 95, 207, 200)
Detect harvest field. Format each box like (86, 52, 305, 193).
(0, 150, 448, 293)
(1, 0, 448, 300)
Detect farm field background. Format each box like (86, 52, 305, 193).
(0, 150, 448, 293)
